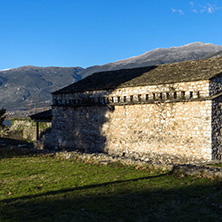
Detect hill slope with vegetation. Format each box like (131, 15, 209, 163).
(0, 66, 83, 112)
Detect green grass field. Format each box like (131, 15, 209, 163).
(1, 152, 222, 222)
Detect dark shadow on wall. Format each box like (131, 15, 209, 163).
(210, 75, 222, 160)
(49, 66, 157, 153)
(211, 96, 222, 160)
(1, 178, 222, 221)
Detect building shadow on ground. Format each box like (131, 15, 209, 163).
(1, 174, 222, 222)
(1, 172, 170, 204)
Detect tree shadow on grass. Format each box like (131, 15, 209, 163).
(1, 173, 222, 222)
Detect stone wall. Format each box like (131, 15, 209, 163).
(9, 119, 51, 141)
(51, 106, 108, 151)
(103, 100, 212, 160)
(52, 80, 210, 107)
(109, 80, 209, 102)
(51, 99, 212, 160)
(173, 164, 222, 178)
(212, 95, 222, 159)
(209, 74, 222, 96)
(50, 79, 222, 161)
(55, 151, 222, 179)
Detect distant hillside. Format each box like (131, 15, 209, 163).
(1, 42, 222, 114)
(78, 42, 222, 78)
(0, 66, 83, 112)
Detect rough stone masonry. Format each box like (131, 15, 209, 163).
(47, 57, 222, 161)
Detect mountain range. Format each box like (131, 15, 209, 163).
(0, 66, 83, 112)
(1, 42, 222, 114)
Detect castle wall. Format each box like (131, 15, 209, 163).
(51, 106, 108, 152)
(52, 80, 210, 106)
(102, 100, 212, 160)
(109, 80, 210, 101)
(51, 100, 212, 160)
(50, 79, 221, 160)
(212, 96, 222, 159)
(210, 75, 222, 96)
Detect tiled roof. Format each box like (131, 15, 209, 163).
(30, 110, 52, 121)
(53, 57, 222, 94)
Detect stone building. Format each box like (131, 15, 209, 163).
(50, 57, 222, 161)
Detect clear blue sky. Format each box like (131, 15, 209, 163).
(0, 0, 221, 70)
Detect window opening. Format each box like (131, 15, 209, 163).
(181, 91, 185, 99)
(174, 92, 177, 99)
(166, 92, 170, 99)
(130, 95, 133, 102)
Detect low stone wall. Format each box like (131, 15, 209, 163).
(54, 151, 173, 171)
(8, 119, 51, 141)
(53, 150, 211, 170)
(54, 150, 222, 178)
(2, 138, 222, 179)
(173, 164, 222, 178)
